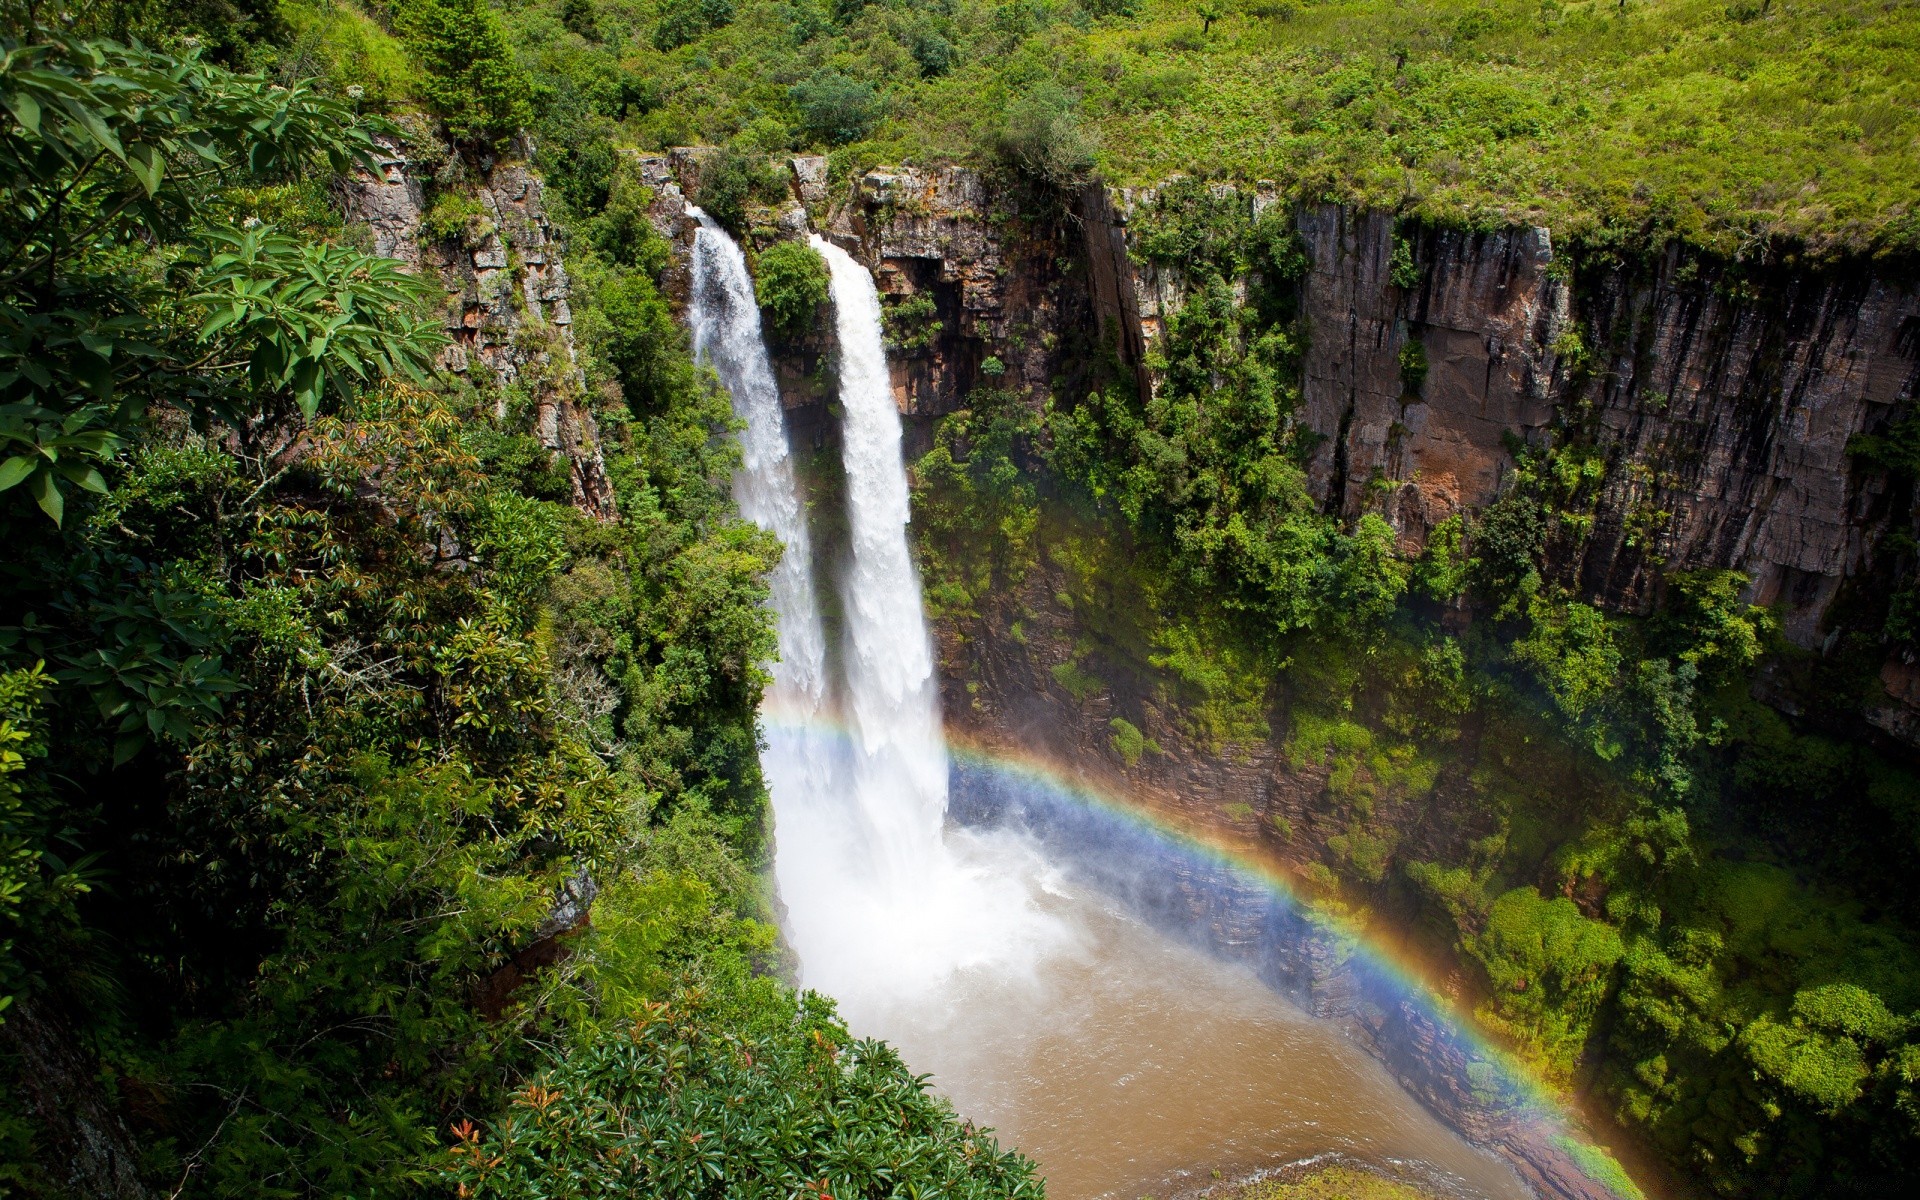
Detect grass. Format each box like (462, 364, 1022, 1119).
(495, 0, 1920, 257)
(908, 0, 1920, 256)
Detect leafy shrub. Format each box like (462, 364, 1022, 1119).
(1512, 598, 1622, 734)
(446, 990, 1042, 1198)
(1654, 569, 1773, 682)
(654, 0, 734, 52)
(559, 0, 601, 40)
(1398, 336, 1428, 395)
(1410, 513, 1470, 601)
(791, 71, 883, 146)
(420, 189, 495, 248)
(1468, 887, 1624, 1078)
(996, 81, 1097, 188)
(1110, 716, 1146, 765)
(882, 292, 943, 352)
(396, 0, 531, 145)
(692, 147, 783, 236)
(911, 28, 956, 77)
(753, 240, 830, 344)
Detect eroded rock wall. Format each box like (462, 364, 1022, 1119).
(1081, 191, 1920, 647)
(342, 139, 615, 519)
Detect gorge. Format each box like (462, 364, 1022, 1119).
(681, 177, 1644, 1198)
(6, 6, 1920, 1200)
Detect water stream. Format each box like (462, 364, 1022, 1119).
(693, 219, 1532, 1200)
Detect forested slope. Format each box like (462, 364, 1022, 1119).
(0, 4, 1037, 1197)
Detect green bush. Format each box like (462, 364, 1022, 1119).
(791, 71, 883, 146)
(692, 146, 782, 236)
(395, 0, 531, 145)
(753, 240, 829, 345)
(446, 989, 1042, 1199)
(654, 0, 734, 52)
(420, 189, 494, 248)
(996, 81, 1096, 188)
(1467, 886, 1624, 1078)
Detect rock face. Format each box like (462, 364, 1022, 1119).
(804, 166, 1919, 652)
(1276, 210, 1920, 647)
(341, 139, 615, 519)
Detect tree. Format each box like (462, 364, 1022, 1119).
(395, 0, 532, 145)
(791, 71, 882, 146)
(752, 240, 829, 345)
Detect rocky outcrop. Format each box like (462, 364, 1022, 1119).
(0, 995, 152, 1200)
(342, 139, 615, 519)
(1078, 192, 1920, 650)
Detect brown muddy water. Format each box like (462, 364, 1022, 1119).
(853, 863, 1532, 1200)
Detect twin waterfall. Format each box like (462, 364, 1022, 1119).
(686, 211, 1540, 1200)
(687, 214, 1060, 1027)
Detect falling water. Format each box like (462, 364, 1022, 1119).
(795, 235, 1068, 1018)
(687, 209, 836, 828)
(698, 219, 1532, 1200)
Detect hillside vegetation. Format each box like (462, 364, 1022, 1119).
(0, 5, 1037, 1198)
(359, 0, 1920, 257)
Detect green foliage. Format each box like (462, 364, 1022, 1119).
(420, 188, 496, 248)
(654, 0, 735, 53)
(1225, 1163, 1441, 1200)
(1049, 180, 1372, 641)
(0, 24, 437, 527)
(881, 292, 943, 352)
(752, 240, 829, 344)
(996, 80, 1097, 188)
(0, 18, 873, 1199)
(1466, 887, 1624, 1078)
(1050, 658, 1105, 703)
(446, 988, 1042, 1199)
(1410, 513, 1470, 601)
(691, 146, 783, 236)
(1397, 335, 1428, 395)
(1109, 715, 1147, 765)
(485, 0, 1920, 256)
(279, 0, 417, 109)
(1512, 597, 1622, 731)
(910, 389, 1042, 621)
(792, 70, 883, 147)
(394, 0, 532, 145)
(1653, 569, 1774, 683)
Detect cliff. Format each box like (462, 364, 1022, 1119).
(341, 137, 616, 519)
(797, 165, 1919, 651)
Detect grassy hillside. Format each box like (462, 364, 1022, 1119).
(418, 0, 1920, 257)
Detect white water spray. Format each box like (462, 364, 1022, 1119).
(790, 234, 1068, 1023)
(687, 210, 836, 825)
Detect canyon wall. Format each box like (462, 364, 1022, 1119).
(787, 163, 1920, 651)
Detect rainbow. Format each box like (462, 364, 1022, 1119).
(761, 709, 1650, 1200)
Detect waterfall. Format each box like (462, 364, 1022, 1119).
(691, 208, 1063, 1036)
(687, 209, 837, 842)
(808, 236, 948, 882)
(772, 234, 1069, 1025)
